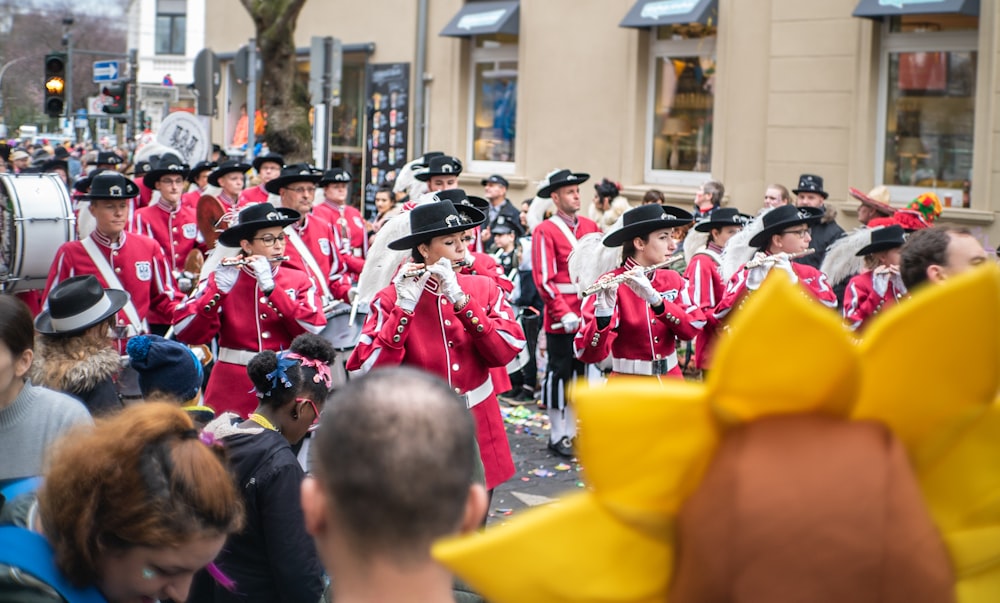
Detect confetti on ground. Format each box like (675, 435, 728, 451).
(554, 463, 571, 471)
(576, 482, 585, 488)
(520, 477, 531, 481)
(495, 508, 514, 516)
(500, 405, 551, 432)
(530, 468, 555, 478)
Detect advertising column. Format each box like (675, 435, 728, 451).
(363, 63, 409, 220)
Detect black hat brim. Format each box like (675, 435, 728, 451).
(603, 217, 692, 247)
(791, 188, 829, 200)
(318, 174, 353, 186)
(80, 181, 141, 201)
(694, 215, 752, 232)
(207, 163, 252, 187)
(253, 155, 284, 172)
(387, 205, 486, 251)
(218, 213, 301, 247)
(538, 173, 590, 199)
(265, 173, 322, 195)
(748, 209, 824, 248)
(414, 170, 462, 183)
(856, 240, 905, 257)
(143, 167, 190, 189)
(35, 289, 129, 336)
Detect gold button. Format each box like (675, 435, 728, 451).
(442, 299, 448, 305)
(392, 334, 401, 343)
(260, 313, 267, 319)
(259, 296, 267, 303)
(471, 317, 479, 325)
(396, 325, 404, 333)
(172, 227, 178, 232)
(451, 363, 460, 371)
(262, 332, 271, 339)
(591, 341, 598, 347)
(114, 267, 121, 273)
(448, 341, 454, 347)
(454, 387, 462, 394)
(203, 305, 211, 311)
(400, 317, 409, 325)
(654, 337, 660, 343)
(444, 319, 452, 326)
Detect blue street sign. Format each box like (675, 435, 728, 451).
(93, 61, 120, 83)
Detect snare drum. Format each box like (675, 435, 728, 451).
(0, 173, 75, 292)
(320, 305, 367, 352)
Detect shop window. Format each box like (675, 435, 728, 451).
(647, 23, 716, 186)
(468, 34, 517, 174)
(878, 14, 978, 208)
(155, 0, 186, 56)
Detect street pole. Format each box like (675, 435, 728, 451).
(63, 18, 74, 122)
(245, 39, 256, 161)
(0, 56, 28, 116)
(128, 48, 138, 145)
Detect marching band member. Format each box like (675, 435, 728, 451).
(843, 225, 908, 331)
(715, 204, 837, 321)
(576, 204, 706, 378)
(196, 159, 252, 249)
(181, 160, 217, 210)
(44, 171, 182, 356)
(532, 169, 601, 458)
(683, 207, 749, 371)
(347, 200, 525, 493)
(314, 168, 367, 278)
(173, 203, 326, 417)
(238, 152, 284, 206)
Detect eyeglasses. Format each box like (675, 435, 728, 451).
(287, 186, 317, 195)
(782, 228, 811, 238)
(296, 397, 321, 425)
(253, 234, 287, 247)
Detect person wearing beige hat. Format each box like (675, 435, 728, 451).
(849, 185, 895, 226)
(10, 150, 29, 173)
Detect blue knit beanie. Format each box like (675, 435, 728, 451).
(126, 335, 203, 403)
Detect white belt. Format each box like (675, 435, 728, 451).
(612, 353, 678, 376)
(218, 347, 258, 366)
(459, 377, 493, 409)
(554, 283, 578, 294)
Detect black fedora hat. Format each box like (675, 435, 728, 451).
(693, 207, 752, 232)
(791, 174, 829, 199)
(491, 214, 523, 237)
(73, 168, 107, 193)
(748, 205, 824, 248)
(388, 198, 486, 251)
(218, 202, 301, 247)
(413, 151, 444, 169)
(264, 163, 322, 194)
(603, 204, 694, 247)
(41, 158, 69, 174)
(207, 160, 252, 187)
(252, 153, 284, 173)
(538, 169, 590, 198)
(434, 188, 489, 211)
(187, 160, 218, 183)
(481, 174, 509, 188)
(414, 155, 463, 182)
(35, 275, 129, 336)
(856, 224, 906, 256)
(81, 172, 140, 200)
(95, 151, 123, 166)
(318, 167, 353, 186)
(143, 155, 190, 188)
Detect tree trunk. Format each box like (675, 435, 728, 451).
(239, 0, 311, 163)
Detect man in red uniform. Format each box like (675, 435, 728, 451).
(133, 156, 205, 332)
(531, 169, 601, 458)
(238, 152, 284, 206)
(44, 171, 183, 360)
(314, 168, 367, 280)
(196, 159, 251, 249)
(181, 160, 217, 211)
(173, 203, 326, 416)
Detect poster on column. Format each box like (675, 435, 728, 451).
(364, 62, 409, 220)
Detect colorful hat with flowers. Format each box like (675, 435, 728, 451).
(908, 192, 943, 225)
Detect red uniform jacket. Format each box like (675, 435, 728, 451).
(459, 251, 516, 392)
(182, 189, 204, 212)
(532, 214, 601, 333)
(843, 270, 906, 331)
(313, 201, 367, 276)
(576, 259, 705, 377)
(347, 275, 525, 490)
(715, 258, 838, 321)
(238, 184, 270, 207)
(281, 215, 345, 303)
(132, 200, 204, 324)
(173, 265, 326, 417)
(684, 248, 725, 370)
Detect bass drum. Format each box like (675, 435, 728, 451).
(0, 173, 75, 293)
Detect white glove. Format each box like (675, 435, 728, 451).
(771, 255, 798, 283)
(426, 257, 465, 303)
(890, 273, 906, 297)
(251, 257, 275, 294)
(746, 253, 798, 291)
(394, 264, 431, 312)
(560, 311, 581, 333)
(872, 270, 890, 298)
(215, 264, 240, 294)
(872, 265, 903, 298)
(593, 280, 617, 318)
(624, 271, 662, 306)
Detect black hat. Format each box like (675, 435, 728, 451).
(35, 275, 129, 336)
(481, 174, 509, 188)
(491, 214, 522, 237)
(388, 198, 486, 251)
(791, 174, 829, 199)
(434, 188, 488, 211)
(318, 167, 353, 186)
(81, 172, 140, 200)
(218, 202, 300, 247)
(73, 168, 107, 193)
(856, 225, 906, 256)
(53, 146, 70, 159)
(413, 151, 445, 169)
(603, 204, 694, 247)
(414, 155, 463, 182)
(538, 169, 590, 198)
(134, 160, 152, 176)
(252, 153, 284, 173)
(187, 160, 217, 183)
(207, 160, 251, 187)
(265, 163, 323, 194)
(143, 155, 190, 188)
(748, 205, 824, 248)
(693, 207, 752, 232)
(95, 151, 122, 166)
(41, 158, 69, 174)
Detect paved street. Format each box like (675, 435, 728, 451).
(487, 399, 584, 526)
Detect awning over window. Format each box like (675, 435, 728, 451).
(852, 0, 979, 19)
(440, 1, 519, 38)
(620, 0, 718, 29)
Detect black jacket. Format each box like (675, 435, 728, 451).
(191, 416, 324, 603)
(796, 206, 845, 270)
(483, 198, 523, 251)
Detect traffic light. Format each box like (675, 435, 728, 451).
(102, 83, 127, 115)
(44, 52, 67, 117)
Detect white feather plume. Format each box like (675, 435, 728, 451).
(76, 201, 95, 239)
(569, 230, 622, 294)
(352, 199, 425, 313)
(720, 208, 773, 281)
(527, 196, 552, 233)
(821, 227, 870, 286)
(683, 229, 709, 264)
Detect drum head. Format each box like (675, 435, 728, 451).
(0, 177, 15, 282)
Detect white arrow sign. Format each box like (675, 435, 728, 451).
(93, 61, 120, 83)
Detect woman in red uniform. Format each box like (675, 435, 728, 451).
(843, 224, 907, 331)
(575, 204, 706, 378)
(173, 203, 326, 417)
(347, 199, 525, 492)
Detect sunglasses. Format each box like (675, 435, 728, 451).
(295, 397, 321, 426)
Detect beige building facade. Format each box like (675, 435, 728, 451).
(201, 0, 997, 240)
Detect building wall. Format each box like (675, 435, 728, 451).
(197, 0, 998, 240)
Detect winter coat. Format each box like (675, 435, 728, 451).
(588, 195, 632, 231)
(31, 336, 122, 417)
(795, 205, 845, 270)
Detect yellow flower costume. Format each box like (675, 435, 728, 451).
(434, 264, 1000, 603)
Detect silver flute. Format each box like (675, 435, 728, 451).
(581, 256, 684, 297)
(743, 248, 814, 269)
(403, 257, 472, 278)
(220, 255, 289, 267)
